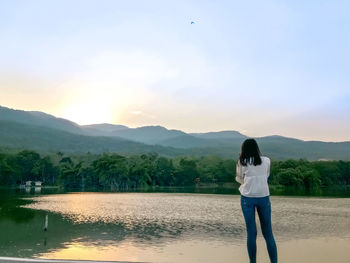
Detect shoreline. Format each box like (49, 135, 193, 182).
(0, 257, 148, 263)
(1, 184, 350, 198)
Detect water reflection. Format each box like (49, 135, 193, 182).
(23, 193, 350, 241)
(1, 190, 350, 263)
(40, 238, 350, 263)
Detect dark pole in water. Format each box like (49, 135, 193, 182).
(44, 214, 48, 231)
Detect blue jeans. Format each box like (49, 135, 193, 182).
(241, 195, 277, 263)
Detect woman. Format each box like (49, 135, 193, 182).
(236, 138, 277, 263)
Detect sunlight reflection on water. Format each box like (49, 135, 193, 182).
(23, 193, 350, 241)
(21, 193, 350, 263)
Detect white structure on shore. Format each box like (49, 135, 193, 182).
(24, 181, 42, 187)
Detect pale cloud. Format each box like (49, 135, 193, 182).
(0, 0, 349, 141)
(129, 110, 156, 119)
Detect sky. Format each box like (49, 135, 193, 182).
(0, 0, 349, 142)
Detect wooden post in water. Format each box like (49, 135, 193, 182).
(44, 214, 48, 231)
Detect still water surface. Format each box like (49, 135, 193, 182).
(1, 191, 350, 263)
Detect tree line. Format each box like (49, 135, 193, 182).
(0, 150, 349, 190)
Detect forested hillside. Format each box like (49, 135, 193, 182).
(1, 105, 350, 160)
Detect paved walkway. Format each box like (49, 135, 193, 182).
(0, 257, 149, 263)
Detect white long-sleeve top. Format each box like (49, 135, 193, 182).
(235, 156, 270, 197)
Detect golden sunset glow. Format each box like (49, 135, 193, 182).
(0, 0, 349, 141)
(39, 241, 144, 262)
(59, 94, 116, 125)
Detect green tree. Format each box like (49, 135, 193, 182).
(300, 167, 321, 190)
(15, 150, 41, 183)
(59, 157, 83, 188)
(127, 155, 152, 188)
(0, 154, 15, 185)
(174, 158, 199, 186)
(153, 157, 176, 186)
(277, 168, 304, 187)
(93, 154, 128, 190)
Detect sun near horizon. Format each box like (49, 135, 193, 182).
(0, 0, 349, 142)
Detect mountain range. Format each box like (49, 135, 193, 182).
(0, 105, 349, 160)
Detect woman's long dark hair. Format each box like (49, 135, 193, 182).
(239, 138, 262, 166)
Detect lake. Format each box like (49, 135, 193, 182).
(0, 189, 350, 263)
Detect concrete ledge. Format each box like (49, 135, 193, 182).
(0, 257, 149, 263)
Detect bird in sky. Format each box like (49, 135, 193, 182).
(191, 21, 195, 24)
